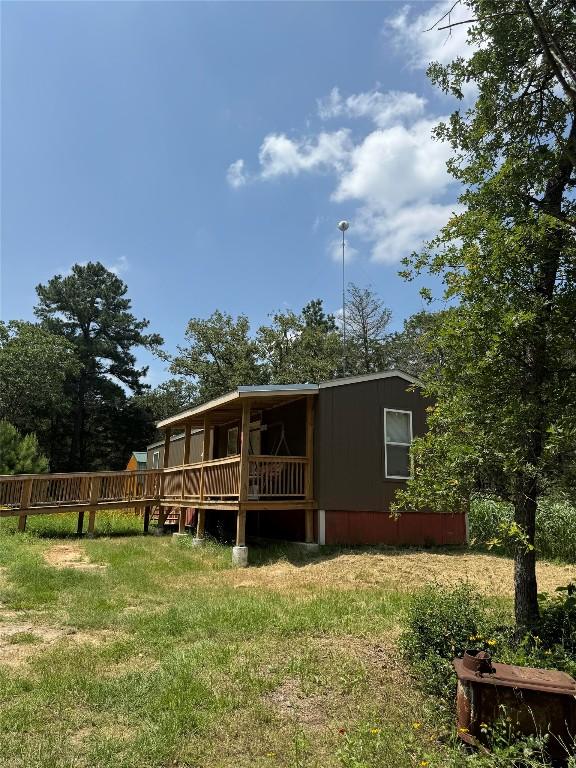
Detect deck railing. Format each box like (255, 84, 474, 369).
(0, 470, 162, 513)
(141, 455, 308, 503)
(0, 455, 309, 515)
(248, 456, 307, 497)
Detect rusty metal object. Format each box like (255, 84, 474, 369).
(454, 652, 576, 760)
(463, 649, 495, 675)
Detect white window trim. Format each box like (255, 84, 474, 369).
(152, 450, 160, 469)
(384, 408, 413, 480)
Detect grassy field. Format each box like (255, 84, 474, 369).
(0, 512, 574, 768)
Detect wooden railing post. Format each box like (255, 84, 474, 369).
(87, 476, 100, 539)
(18, 479, 32, 532)
(239, 401, 251, 503)
(236, 400, 251, 550)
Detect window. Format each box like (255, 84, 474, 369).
(226, 426, 239, 456)
(384, 409, 412, 479)
(152, 450, 160, 469)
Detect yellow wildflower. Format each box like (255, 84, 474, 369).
(487, 639, 496, 646)
(420, 762, 429, 767)
(370, 728, 381, 735)
(458, 727, 469, 734)
(412, 722, 422, 729)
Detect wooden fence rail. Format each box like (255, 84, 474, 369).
(0, 470, 162, 514)
(0, 455, 309, 519)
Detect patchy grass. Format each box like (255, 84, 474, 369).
(0, 512, 574, 768)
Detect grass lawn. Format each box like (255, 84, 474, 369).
(0, 512, 574, 768)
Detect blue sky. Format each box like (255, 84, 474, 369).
(1, 1, 471, 386)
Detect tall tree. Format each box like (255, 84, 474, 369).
(132, 378, 199, 422)
(171, 311, 264, 401)
(0, 321, 80, 459)
(35, 262, 162, 470)
(258, 300, 341, 384)
(384, 310, 449, 379)
(0, 421, 49, 475)
(395, 0, 576, 632)
(345, 284, 392, 375)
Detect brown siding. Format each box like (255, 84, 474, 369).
(146, 431, 203, 468)
(315, 376, 432, 512)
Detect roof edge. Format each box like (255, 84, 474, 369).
(319, 370, 422, 389)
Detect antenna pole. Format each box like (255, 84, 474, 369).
(342, 227, 346, 376)
(337, 220, 350, 377)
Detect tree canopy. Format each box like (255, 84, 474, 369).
(0, 421, 48, 475)
(34, 262, 163, 470)
(394, 0, 576, 632)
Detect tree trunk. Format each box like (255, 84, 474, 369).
(69, 372, 87, 471)
(513, 480, 540, 634)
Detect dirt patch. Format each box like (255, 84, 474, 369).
(43, 544, 106, 571)
(0, 622, 116, 668)
(265, 677, 329, 727)
(214, 550, 576, 598)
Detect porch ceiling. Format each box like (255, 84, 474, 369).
(156, 385, 318, 430)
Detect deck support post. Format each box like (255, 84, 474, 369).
(17, 479, 32, 533)
(196, 508, 206, 540)
(143, 506, 150, 534)
(77, 511, 85, 536)
(178, 507, 186, 535)
(86, 477, 100, 538)
(157, 427, 172, 533)
(233, 400, 251, 567)
(305, 395, 316, 544)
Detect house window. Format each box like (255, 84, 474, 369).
(152, 450, 160, 469)
(226, 426, 239, 456)
(384, 409, 412, 479)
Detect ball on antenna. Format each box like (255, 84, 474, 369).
(337, 220, 350, 232)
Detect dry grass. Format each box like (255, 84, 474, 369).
(43, 543, 106, 571)
(208, 548, 576, 597)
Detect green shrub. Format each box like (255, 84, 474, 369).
(400, 584, 485, 697)
(469, 494, 576, 562)
(536, 499, 576, 561)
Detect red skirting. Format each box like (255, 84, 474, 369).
(324, 510, 467, 546)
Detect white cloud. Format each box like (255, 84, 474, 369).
(333, 118, 452, 210)
(258, 130, 352, 179)
(386, 1, 475, 69)
(355, 202, 461, 264)
(318, 87, 426, 128)
(227, 80, 461, 264)
(328, 237, 358, 264)
(108, 255, 129, 276)
(227, 158, 247, 188)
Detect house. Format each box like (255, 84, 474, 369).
(126, 452, 148, 471)
(149, 370, 467, 564)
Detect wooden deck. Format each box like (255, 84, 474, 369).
(0, 392, 318, 551)
(0, 455, 316, 537)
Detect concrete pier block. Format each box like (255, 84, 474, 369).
(232, 545, 249, 567)
(297, 542, 320, 553)
(192, 537, 205, 547)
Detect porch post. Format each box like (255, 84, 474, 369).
(305, 395, 315, 544)
(183, 422, 192, 465)
(233, 400, 251, 567)
(195, 416, 211, 545)
(157, 428, 171, 533)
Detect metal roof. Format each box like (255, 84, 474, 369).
(319, 369, 422, 389)
(155, 370, 421, 430)
(156, 385, 319, 430)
